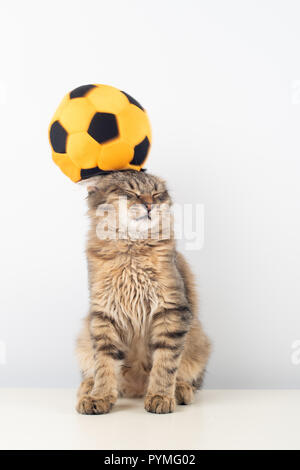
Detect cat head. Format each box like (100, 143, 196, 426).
(83, 170, 173, 241)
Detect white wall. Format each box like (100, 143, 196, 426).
(0, 0, 300, 388)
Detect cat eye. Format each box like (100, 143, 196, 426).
(124, 190, 140, 199)
(152, 191, 168, 201)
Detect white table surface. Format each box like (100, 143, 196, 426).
(0, 389, 299, 450)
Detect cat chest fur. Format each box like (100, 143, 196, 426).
(93, 257, 160, 330)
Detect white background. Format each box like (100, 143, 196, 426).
(0, 0, 299, 388)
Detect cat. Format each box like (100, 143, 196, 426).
(76, 170, 211, 414)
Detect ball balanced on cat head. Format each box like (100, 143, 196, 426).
(48, 84, 152, 183)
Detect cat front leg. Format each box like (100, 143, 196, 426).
(76, 311, 125, 415)
(145, 306, 192, 414)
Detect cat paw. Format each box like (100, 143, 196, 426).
(144, 394, 176, 414)
(175, 382, 194, 405)
(76, 377, 94, 398)
(76, 394, 116, 415)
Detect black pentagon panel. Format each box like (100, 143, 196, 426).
(70, 84, 96, 99)
(121, 91, 144, 111)
(49, 120, 67, 153)
(88, 112, 119, 144)
(130, 136, 150, 166)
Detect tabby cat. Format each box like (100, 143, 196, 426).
(76, 170, 211, 414)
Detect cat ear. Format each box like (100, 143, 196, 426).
(86, 183, 98, 194)
(78, 176, 99, 194)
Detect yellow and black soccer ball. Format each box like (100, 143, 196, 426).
(49, 84, 151, 182)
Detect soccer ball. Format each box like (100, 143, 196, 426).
(49, 84, 152, 182)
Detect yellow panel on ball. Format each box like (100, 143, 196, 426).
(98, 140, 134, 171)
(67, 132, 101, 168)
(117, 104, 151, 146)
(59, 98, 95, 133)
(87, 85, 128, 114)
(52, 152, 81, 182)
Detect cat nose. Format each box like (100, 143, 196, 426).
(140, 195, 153, 213)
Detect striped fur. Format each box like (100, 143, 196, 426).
(76, 171, 211, 414)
